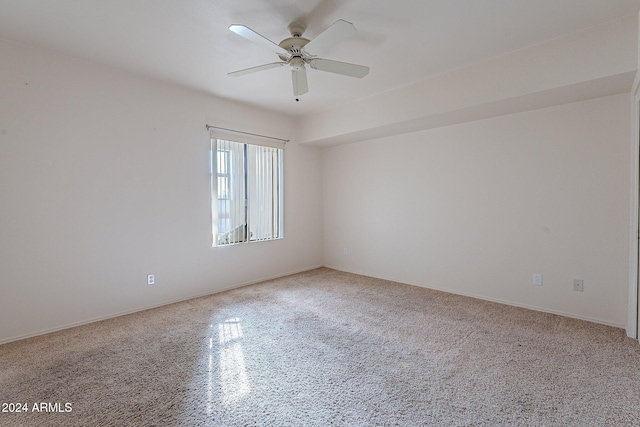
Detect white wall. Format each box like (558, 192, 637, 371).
(0, 39, 323, 343)
(322, 94, 631, 328)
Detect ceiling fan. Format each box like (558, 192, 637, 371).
(228, 19, 369, 100)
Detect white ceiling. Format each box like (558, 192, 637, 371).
(1, 0, 640, 118)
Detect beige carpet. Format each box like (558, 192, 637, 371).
(1, 267, 639, 426)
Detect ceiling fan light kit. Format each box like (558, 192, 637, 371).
(228, 19, 369, 100)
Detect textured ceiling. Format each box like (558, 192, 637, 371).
(1, 0, 639, 117)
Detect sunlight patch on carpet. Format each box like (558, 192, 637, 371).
(217, 318, 250, 407)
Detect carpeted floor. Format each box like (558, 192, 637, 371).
(1, 267, 639, 426)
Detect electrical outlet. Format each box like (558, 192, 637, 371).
(147, 274, 155, 285)
(533, 274, 543, 286)
(573, 279, 584, 292)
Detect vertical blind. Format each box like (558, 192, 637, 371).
(212, 138, 284, 246)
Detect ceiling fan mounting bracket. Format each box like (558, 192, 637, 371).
(288, 22, 306, 38)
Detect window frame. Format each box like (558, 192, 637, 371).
(211, 138, 284, 247)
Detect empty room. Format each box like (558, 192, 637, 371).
(2, 0, 640, 425)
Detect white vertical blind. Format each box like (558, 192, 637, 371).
(249, 145, 283, 241)
(248, 144, 283, 242)
(212, 138, 283, 246)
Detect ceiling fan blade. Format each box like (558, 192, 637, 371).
(292, 67, 308, 97)
(304, 19, 357, 55)
(309, 58, 369, 78)
(228, 62, 286, 77)
(229, 24, 290, 56)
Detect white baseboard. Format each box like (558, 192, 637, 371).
(323, 265, 626, 331)
(0, 264, 323, 345)
(5, 263, 624, 345)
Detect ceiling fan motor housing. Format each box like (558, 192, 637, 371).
(279, 37, 310, 56)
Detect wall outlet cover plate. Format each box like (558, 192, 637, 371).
(533, 274, 543, 286)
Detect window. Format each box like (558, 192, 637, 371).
(211, 138, 284, 246)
